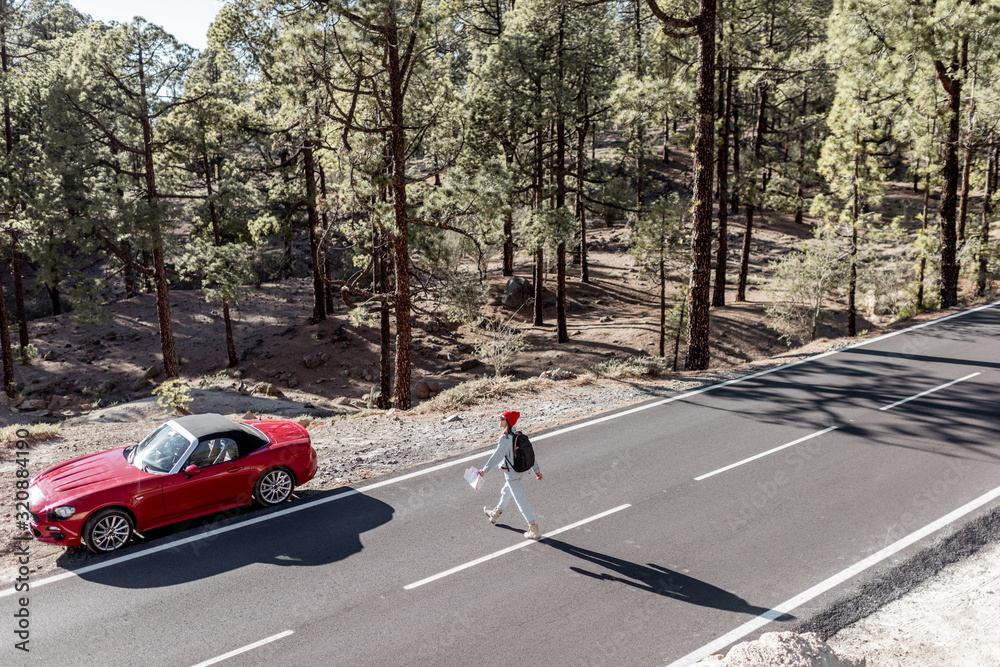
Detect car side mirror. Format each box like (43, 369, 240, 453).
(184, 464, 201, 478)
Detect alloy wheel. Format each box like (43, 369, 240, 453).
(259, 469, 293, 505)
(91, 514, 132, 552)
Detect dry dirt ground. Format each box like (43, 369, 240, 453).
(0, 205, 997, 662)
(827, 537, 1000, 666)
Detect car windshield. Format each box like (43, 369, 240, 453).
(129, 424, 193, 474)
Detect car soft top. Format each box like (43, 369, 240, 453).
(171, 413, 268, 447)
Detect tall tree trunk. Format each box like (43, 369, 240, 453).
(848, 148, 859, 337)
(533, 121, 544, 326)
(0, 268, 12, 396)
(2, 25, 26, 349)
(204, 154, 239, 368)
(376, 147, 393, 410)
(109, 139, 137, 298)
(957, 140, 973, 244)
(633, 0, 643, 76)
(978, 138, 996, 297)
(503, 150, 514, 277)
(672, 291, 686, 372)
(47, 276, 61, 316)
(663, 109, 670, 163)
(386, 21, 412, 410)
(556, 3, 568, 344)
(122, 239, 137, 298)
(576, 96, 590, 283)
(556, 241, 567, 343)
(737, 83, 767, 302)
(935, 42, 965, 308)
(138, 46, 177, 379)
(636, 133, 645, 210)
(533, 247, 544, 326)
(794, 89, 808, 225)
(658, 251, 666, 357)
(303, 137, 326, 323)
(10, 234, 27, 348)
(682, 0, 717, 371)
(142, 250, 154, 293)
(958, 58, 977, 245)
(712, 61, 731, 308)
(730, 85, 741, 214)
(319, 163, 335, 313)
(375, 222, 392, 409)
(632, 0, 644, 210)
(918, 176, 930, 310)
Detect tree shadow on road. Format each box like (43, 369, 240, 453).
(61, 488, 394, 589)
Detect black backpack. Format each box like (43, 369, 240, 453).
(509, 432, 535, 473)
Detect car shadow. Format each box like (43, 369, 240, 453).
(61, 487, 393, 589)
(497, 527, 793, 620)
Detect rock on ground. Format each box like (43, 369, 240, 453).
(694, 631, 865, 667)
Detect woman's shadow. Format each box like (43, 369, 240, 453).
(502, 527, 793, 619)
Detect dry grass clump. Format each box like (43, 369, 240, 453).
(417, 376, 542, 412)
(0, 423, 61, 457)
(588, 355, 671, 379)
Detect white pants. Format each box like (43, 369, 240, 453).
(496, 472, 535, 524)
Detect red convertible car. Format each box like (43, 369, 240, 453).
(28, 413, 317, 553)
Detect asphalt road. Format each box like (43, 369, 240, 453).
(5, 301, 1000, 666)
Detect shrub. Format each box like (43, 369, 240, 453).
(474, 318, 525, 378)
(13, 344, 38, 366)
(197, 371, 230, 389)
(153, 379, 192, 415)
(441, 271, 488, 324)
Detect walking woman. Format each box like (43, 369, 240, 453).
(480, 411, 543, 539)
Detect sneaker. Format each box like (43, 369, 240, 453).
(524, 524, 541, 540)
(484, 507, 501, 524)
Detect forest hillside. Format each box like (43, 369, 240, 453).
(1, 0, 999, 411)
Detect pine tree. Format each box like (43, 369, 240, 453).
(162, 48, 258, 368)
(827, 0, 1000, 307)
(59, 20, 198, 378)
(646, 0, 717, 370)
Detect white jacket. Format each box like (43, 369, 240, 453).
(481, 430, 541, 478)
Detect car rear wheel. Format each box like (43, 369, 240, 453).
(254, 468, 294, 507)
(84, 508, 135, 554)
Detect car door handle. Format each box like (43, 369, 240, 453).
(226, 466, 243, 473)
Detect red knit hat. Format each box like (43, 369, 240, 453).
(501, 411, 520, 427)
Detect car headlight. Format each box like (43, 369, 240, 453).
(51, 506, 76, 520)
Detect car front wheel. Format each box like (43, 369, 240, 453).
(254, 468, 294, 507)
(84, 508, 135, 554)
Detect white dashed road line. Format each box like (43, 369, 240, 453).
(665, 481, 1000, 667)
(190, 630, 294, 667)
(404, 504, 631, 590)
(879, 372, 981, 412)
(694, 427, 838, 481)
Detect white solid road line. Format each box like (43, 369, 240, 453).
(4, 300, 997, 598)
(879, 372, 981, 412)
(665, 481, 1000, 667)
(694, 426, 838, 481)
(404, 504, 631, 590)
(189, 630, 294, 667)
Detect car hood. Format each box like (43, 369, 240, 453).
(31, 448, 145, 501)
